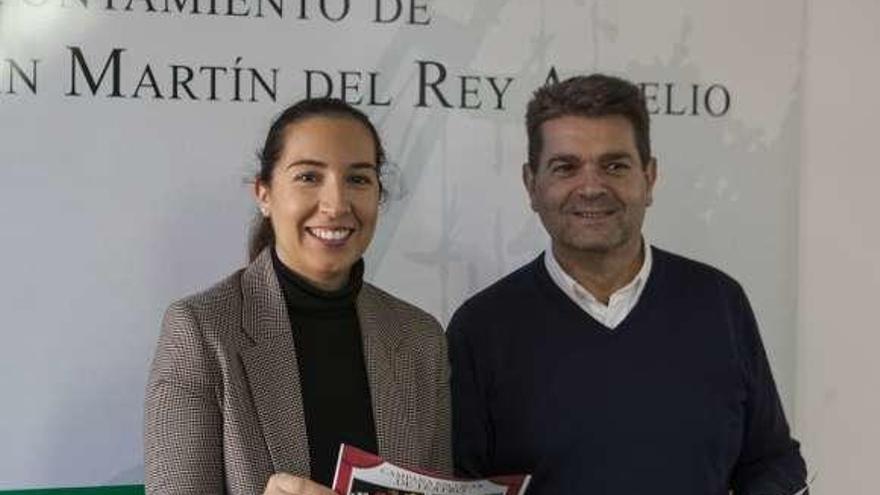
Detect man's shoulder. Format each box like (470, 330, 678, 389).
(651, 246, 744, 295)
(450, 255, 544, 326)
(467, 255, 544, 305)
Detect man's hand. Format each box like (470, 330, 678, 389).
(262, 473, 337, 495)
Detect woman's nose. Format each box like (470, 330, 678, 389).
(318, 178, 351, 217)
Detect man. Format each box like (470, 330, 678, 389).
(447, 74, 807, 494)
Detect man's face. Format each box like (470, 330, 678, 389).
(523, 114, 656, 262)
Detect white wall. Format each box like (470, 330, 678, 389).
(797, 0, 880, 492)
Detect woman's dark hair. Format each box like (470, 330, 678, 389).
(248, 97, 387, 261)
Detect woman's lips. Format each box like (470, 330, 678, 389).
(306, 227, 355, 246)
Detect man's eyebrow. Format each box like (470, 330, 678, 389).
(598, 151, 635, 162)
(546, 153, 582, 164)
(350, 162, 378, 171)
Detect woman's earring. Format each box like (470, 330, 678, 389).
(260, 207, 270, 217)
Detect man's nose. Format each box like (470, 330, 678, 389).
(573, 164, 608, 197)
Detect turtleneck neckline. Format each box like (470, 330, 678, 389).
(268, 246, 378, 483)
(271, 247, 364, 313)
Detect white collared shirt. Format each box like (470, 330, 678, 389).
(544, 240, 653, 330)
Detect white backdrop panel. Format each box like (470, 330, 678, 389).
(0, 0, 804, 489)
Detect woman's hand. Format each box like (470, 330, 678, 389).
(262, 473, 337, 495)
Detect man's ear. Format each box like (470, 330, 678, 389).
(644, 157, 658, 207)
(522, 162, 538, 212)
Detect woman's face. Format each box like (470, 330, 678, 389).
(256, 115, 380, 290)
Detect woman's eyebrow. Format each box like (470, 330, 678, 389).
(284, 159, 326, 170)
(284, 160, 377, 171)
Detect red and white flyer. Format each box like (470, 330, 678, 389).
(332, 444, 531, 495)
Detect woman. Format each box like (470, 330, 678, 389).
(144, 98, 452, 495)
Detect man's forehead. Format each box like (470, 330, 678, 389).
(541, 113, 634, 132)
(540, 115, 639, 150)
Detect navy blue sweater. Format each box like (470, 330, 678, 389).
(448, 248, 806, 495)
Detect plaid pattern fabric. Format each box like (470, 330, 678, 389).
(145, 249, 452, 494)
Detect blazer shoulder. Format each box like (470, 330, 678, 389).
(170, 268, 244, 309)
(163, 269, 247, 340)
(361, 283, 444, 339)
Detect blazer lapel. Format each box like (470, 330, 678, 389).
(357, 285, 412, 463)
(237, 253, 412, 476)
(239, 249, 311, 478)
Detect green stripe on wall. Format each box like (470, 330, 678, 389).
(0, 486, 143, 495)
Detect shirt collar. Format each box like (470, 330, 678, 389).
(544, 237, 653, 308)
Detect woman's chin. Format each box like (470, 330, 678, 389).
(303, 260, 356, 288)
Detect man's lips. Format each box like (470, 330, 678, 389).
(570, 209, 616, 220)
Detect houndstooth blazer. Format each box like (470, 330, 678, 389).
(144, 249, 452, 494)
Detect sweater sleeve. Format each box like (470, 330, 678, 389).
(447, 304, 494, 478)
(728, 283, 808, 495)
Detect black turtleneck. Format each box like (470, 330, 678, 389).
(271, 248, 378, 486)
